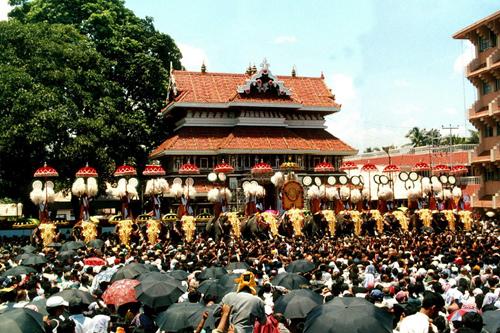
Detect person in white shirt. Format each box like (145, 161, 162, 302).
(398, 291, 445, 333)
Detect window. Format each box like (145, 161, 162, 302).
(174, 158, 181, 171)
(199, 158, 208, 169)
(485, 125, 494, 137)
(479, 30, 497, 52)
(497, 122, 500, 136)
(484, 168, 500, 181)
(482, 81, 492, 95)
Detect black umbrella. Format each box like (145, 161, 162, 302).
(226, 262, 249, 271)
(26, 299, 48, 316)
(272, 273, 309, 290)
(286, 259, 315, 273)
(15, 253, 35, 261)
(218, 273, 240, 290)
(21, 245, 37, 253)
(166, 269, 190, 281)
(57, 250, 76, 261)
(60, 241, 86, 251)
(0, 308, 45, 333)
(482, 310, 500, 333)
(21, 255, 47, 266)
(137, 272, 182, 286)
(87, 239, 104, 249)
(274, 289, 323, 319)
(111, 263, 159, 282)
(135, 279, 185, 310)
(156, 302, 205, 332)
(304, 297, 393, 333)
(1, 265, 37, 277)
(197, 279, 231, 302)
(54, 289, 95, 307)
(198, 266, 228, 280)
(47, 242, 62, 248)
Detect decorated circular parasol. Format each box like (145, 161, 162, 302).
(213, 160, 234, 174)
(361, 163, 378, 172)
(450, 165, 468, 175)
(75, 164, 98, 178)
(34, 163, 58, 178)
(314, 160, 335, 173)
(142, 164, 166, 177)
(339, 161, 358, 171)
(412, 161, 431, 172)
(432, 164, 450, 174)
(280, 158, 300, 171)
(114, 164, 137, 177)
(251, 160, 273, 175)
(179, 161, 200, 175)
(383, 164, 401, 173)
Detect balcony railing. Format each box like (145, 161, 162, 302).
(486, 48, 500, 67)
(459, 176, 481, 185)
(466, 57, 484, 75)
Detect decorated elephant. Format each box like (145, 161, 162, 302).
(206, 212, 243, 241)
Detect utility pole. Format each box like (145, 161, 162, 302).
(442, 124, 459, 165)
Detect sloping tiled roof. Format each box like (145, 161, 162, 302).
(150, 126, 356, 158)
(166, 71, 340, 110)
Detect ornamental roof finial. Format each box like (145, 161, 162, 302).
(251, 63, 257, 74)
(291, 65, 297, 77)
(260, 58, 270, 71)
(245, 63, 252, 75)
(201, 61, 206, 73)
(320, 71, 325, 79)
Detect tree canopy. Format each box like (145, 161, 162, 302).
(0, 0, 183, 202)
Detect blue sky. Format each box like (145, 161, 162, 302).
(1, 1, 497, 150)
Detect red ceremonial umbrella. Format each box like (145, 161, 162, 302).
(314, 161, 335, 173)
(361, 163, 378, 172)
(142, 164, 166, 177)
(179, 162, 200, 175)
(213, 160, 234, 174)
(432, 164, 450, 174)
(75, 164, 98, 178)
(251, 161, 273, 175)
(102, 279, 140, 307)
(114, 165, 137, 177)
(383, 164, 401, 173)
(83, 257, 106, 266)
(450, 165, 468, 175)
(339, 161, 358, 171)
(412, 162, 431, 172)
(34, 163, 59, 178)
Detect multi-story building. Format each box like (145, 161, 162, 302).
(150, 60, 357, 211)
(454, 11, 500, 211)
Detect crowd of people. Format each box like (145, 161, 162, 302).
(0, 218, 498, 333)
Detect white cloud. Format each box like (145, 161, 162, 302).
(273, 35, 297, 44)
(326, 73, 356, 103)
(443, 107, 458, 116)
(0, 0, 12, 21)
(178, 43, 209, 71)
(393, 79, 410, 87)
(453, 40, 474, 74)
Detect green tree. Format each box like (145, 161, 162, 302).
(466, 130, 479, 144)
(0, 21, 125, 200)
(405, 127, 428, 147)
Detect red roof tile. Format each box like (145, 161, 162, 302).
(167, 71, 339, 110)
(150, 126, 355, 158)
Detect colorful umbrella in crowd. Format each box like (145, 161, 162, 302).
(83, 257, 106, 266)
(102, 279, 140, 307)
(304, 297, 393, 333)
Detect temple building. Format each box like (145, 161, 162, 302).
(150, 60, 357, 212)
(454, 11, 500, 211)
